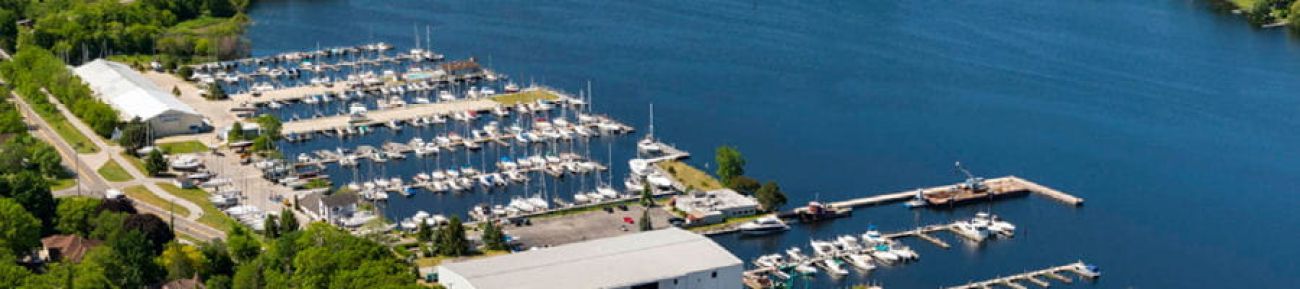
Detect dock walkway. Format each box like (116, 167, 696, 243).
(281, 99, 497, 134)
(944, 261, 1099, 289)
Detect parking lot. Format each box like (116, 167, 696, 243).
(502, 204, 679, 248)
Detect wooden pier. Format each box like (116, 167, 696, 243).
(281, 99, 498, 134)
(944, 261, 1099, 289)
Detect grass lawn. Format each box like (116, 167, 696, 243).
(49, 177, 77, 191)
(122, 185, 192, 217)
(157, 182, 239, 232)
(121, 152, 148, 173)
(48, 115, 98, 153)
(413, 250, 510, 268)
(657, 160, 724, 191)
(158, 140, 209, 154)
(490, 89, 559, 105)
(97, 160, 134, 182)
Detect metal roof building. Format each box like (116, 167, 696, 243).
(437, 228, 743, 289)
(73, 59, 206, 137)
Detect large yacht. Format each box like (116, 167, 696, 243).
(737, 216, 790, 235)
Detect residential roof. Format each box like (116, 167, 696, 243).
(41, 235, 102, 263)
(72, 59, 199, 120)
(439, 228, 742, 289)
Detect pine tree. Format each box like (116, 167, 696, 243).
(262, 214, 279, 239)
(640, 177, 654, 207)
(279, 208, 298, 233)
(437, 217, 468, 256)
(481, 221, 506, 251)
(144, 149, 167, 176)
(639, 209, 653, 231)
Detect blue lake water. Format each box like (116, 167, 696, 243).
(247, 0, 1300, 287)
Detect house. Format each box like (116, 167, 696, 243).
(39, 235, 102, 263)
(437, 228, 743, 289)
(299, 191, 358, 225)
(72, 59, 208, 137)
(672, 189, 759, 225)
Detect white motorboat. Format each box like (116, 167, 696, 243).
(867, 244, 901, 265)
(573, 193, 590, 204)
(951, 219, 991, 242)
(738, 216, 790, 236)
(817, 259, 849, 276)
(842, 253, 876, 271)
(810, 240, 838, 257)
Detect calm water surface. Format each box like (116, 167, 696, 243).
(247, 1, 1300, 287)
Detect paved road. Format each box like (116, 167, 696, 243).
(7, 89, 226, 240)
(9, 91, 109, 196)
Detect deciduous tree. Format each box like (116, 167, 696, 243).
(714, 146, 745, 183)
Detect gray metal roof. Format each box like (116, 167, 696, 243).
(72, 59, 199, 120)
(440, 228, 741, 289)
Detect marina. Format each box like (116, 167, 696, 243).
(741, 213, 1019, 287)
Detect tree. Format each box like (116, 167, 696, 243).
(2, 171, 56, 232)
(279, 208, 298, 233)
(639, 209, 653, 232)
(160, 242, 207, 281)
(199, 239, 235, 277)
(231, 259, 264, 289)
(262, 213, 279, 239)
(89, 211, 128, 240)
(1291, 1, 1300, 31)
(415, 221, 433, 243)
(256, 114, 283, 140)
(207, 275, 233, 289)
(755, 181, 788, 212)
(714, 146, 745, 183)
(251, 134, 274, 153)
(122, 213, 176, 254)
(105, 230, 165, 289)
(99, 197, 137, 214)
(640, 177, 654, 207)
(228, 122, 245, 141)
(30, 143, 64, 177)
(437, 217, 469, 257)
(227, 226, 262, 264)
(480, 221, 506, 251)
(0, 198, 40, 256)
(207, 83, 228, 100)
(0, 251, 30, 288)
(119, 117, 150, 153)
(726, 175, 761, 195)
(56, 196, 103, 236)
(145, 149, 168, 176)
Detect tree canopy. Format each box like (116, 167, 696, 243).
(755, 181, 788, 211)
(0, 197, 41, 257)
(715, 145, 746, 183)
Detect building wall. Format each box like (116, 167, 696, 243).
(147, 110, 206, 137)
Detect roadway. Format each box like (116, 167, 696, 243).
(7, 88, 226, 240)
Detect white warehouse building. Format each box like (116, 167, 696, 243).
(73, 59, 206, 137)
(437, 228, 743, 289)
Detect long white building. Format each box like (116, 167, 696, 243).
(437, 228, 743, 289)
(73, 59, 206, 137)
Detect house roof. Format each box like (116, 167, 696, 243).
(72, 59, 199, 120)
(439, 228, 742, 289)
(41, 235, 102, 263)
(161, 276, 206, 289)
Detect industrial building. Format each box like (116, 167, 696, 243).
(674, 188, 760, 225)
(73, 59, 207, 137)
(436, 228, 743, 289)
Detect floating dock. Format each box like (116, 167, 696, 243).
(281, 99, 498, 134)
(944, 261, 1100, 289)
(796, 176, 1083, 215)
